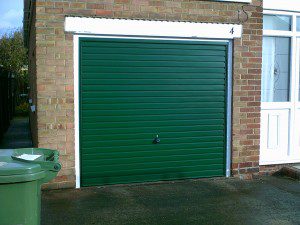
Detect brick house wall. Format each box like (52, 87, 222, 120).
(28, 0, 263, 189)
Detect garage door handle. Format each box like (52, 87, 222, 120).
(153, 135, 160, 144)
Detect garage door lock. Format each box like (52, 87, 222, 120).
(153, 135, 160, 144)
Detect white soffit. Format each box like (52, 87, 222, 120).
(65, 17, 242, 39)
(215, 0, 251, 2)
(264, 0, 300, 12)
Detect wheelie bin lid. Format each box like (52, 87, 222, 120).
(0, 149, 46, 184)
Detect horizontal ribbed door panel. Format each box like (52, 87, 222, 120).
(79, 38, 228, 187)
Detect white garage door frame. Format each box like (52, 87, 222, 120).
(67, 18, 241, 188)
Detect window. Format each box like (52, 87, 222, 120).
(263, 15, 291, 31)
(297, 17, 300, 32)
(262, 37, 290, 102)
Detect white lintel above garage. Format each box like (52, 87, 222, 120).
(65, 17, 242, 39)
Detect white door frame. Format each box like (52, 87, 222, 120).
(260, 10, 300, 165)
(71, 18, 239, 188)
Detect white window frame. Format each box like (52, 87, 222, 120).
(263, 10, 300, 109)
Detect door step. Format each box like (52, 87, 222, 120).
(278, 164, 300, 180)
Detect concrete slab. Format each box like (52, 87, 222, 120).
(42, 176, 300, 225)
(279, 166, 300, 181)
(293, 164, 300, 170)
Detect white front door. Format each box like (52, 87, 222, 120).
(260, 12, 300, 165)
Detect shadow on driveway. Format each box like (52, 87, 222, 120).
(42, 176, 300, 225)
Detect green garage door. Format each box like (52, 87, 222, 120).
(79, 38, 228, 187)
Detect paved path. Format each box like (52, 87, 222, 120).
(0, 117, 32, 149)
(42, 176, 300, 225)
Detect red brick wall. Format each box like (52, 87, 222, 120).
(28, 0, 263, 189)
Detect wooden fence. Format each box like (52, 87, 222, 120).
(0, 68, 16, 141)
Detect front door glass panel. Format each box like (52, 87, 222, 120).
(262, 37, 290, 102)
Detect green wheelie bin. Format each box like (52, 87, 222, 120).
(0, 148, 61, 225)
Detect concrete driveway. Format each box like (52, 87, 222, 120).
(42, 176, 300, 225)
